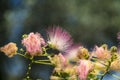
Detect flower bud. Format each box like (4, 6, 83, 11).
(0, 42, 18, 57)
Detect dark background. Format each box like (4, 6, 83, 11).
(0, 0, 120, 80)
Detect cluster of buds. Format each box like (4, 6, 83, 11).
(0, 26, 120, 80)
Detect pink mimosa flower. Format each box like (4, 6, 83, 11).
(65, 44, 85, 61)
(65, 45, 80, 60)
(58, 53, 67, 67)
(117, 32, 120, 54)
(22, 32, 45, 56)
(94, 46, 111, 60)
(117, 32, 120, 40)
(77, 60, 93, 80)
(47, 27, 73, 53)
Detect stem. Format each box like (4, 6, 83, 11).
(97, 74, 104, 76)
(108, 72, 120, 79)
(25, 57, 33, 80)
(42, 47, 53, 56)
(100, 61, 111, 80)
(33, 61, 53, 65)
(17, 53, 28, 59)
(92, 58, 107, 66)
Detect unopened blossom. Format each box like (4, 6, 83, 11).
(77, 60, 93, 80)
(110, 59, 120, 71)
(94, 46, 111, 60)
(77, 47, 89, 59)
(68, 75, 77, 80)
(47, 27, 73, 53)
(64, 65, 77, 76)
(49, 53, 67, 68)
(22, 32, 45, 56)
(0, 42, 18, 57)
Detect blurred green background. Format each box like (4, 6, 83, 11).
(0, 0, 120, 80)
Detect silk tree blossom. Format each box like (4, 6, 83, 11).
(58, 53, 67, 67)
(65, 45, 80, 60)
(47, 27, 73, 53)
(77, 60, 93, 80)
(0, 42, 18, 57)
(117, 32, 120, 54)
(117, 32, 120, 40)
(65, 45, 89, 61)
(94, 46, 111, 60)
(22, 32, 45, 56)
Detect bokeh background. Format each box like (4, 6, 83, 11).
(0, 0, 120, 80)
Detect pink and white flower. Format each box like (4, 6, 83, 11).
(94, 46, 111, 60)
(117, 32, 120, 54)
(47, 27, 73, 53)
(58, 53, 67, 67)
(117, 32, 120, 40)
(77, 60, 93, 80)
(22, 32, 45, 56)
(65, 44, 80, 60)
